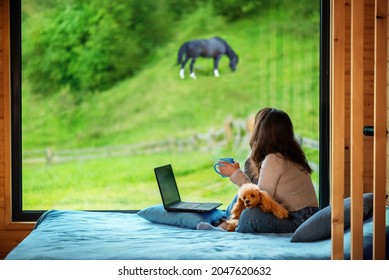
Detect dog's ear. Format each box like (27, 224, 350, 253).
(258, 191, 273, 212)
(230, 198, 246, 219)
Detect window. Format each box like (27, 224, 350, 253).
(11, 0, 329, 221)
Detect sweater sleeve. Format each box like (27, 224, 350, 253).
(230, 169, 251, 186)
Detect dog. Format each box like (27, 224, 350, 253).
(225, 183, 289, 232)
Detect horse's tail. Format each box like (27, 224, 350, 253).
(177, 42, 188, 65)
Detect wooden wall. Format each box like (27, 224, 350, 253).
(341, 0, 389, 202)
(387, 0, 389, 200)
(331, 0, 388, 260)
(0, 0, 387, 259)
(0, 0, 34, 260)
(342, 0, 375, 197)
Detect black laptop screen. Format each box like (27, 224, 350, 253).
(155, 165, 181, 206)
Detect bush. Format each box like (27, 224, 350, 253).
(23, 0, 173, 95)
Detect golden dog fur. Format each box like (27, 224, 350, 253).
(226, 183, 289, 232)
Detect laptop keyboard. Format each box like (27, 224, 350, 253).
(174, 202, 201, 209)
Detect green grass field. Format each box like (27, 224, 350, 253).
(22, 5, 320, 210)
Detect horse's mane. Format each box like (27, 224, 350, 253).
(213, 37, 237, 58)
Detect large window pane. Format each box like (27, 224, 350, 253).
(20, 0, 320, 211)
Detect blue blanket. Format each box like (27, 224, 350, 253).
(5, 209, 389, 260)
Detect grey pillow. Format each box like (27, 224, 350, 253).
(290, 193, 373, 242)
(137, 204, 225, 229)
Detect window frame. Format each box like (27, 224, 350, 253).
(10, 0, 330, 222)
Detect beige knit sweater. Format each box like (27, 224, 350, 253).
(230, 153, 318, 211)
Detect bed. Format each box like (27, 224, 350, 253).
(5, 197, 389, 260)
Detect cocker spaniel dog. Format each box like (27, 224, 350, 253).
(226, 183, 289, 232)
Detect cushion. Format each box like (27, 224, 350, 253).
(290, 193, 374, 242)
(137, 204, 226, 229)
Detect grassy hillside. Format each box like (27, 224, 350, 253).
(22, 4, 320, 210)
(22, 7, 319, 149)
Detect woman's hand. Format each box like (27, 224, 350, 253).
(217, 161, 240, 177)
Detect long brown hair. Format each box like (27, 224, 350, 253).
(249, 107, 312, 173)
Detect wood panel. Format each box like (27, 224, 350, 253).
(363, 0, 376, 196)
(343, 0, 376, 197)
(373, 0, 387, 260)
(350, 0, 365, 260)
(331, 0, 346, 260)
(0, 0, 9, 258)
(0, 230, 31, 259)
(349, 0, 365, 259)
(331, 0, 388, 260)
(387, 0, 389, 208)
(0, 0, 34, 259)
(344, 0, 352, 198)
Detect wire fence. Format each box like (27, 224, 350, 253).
(23, 115, 319, 171)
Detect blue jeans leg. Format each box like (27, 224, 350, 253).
(236, 207, 298, 234)
(224, 195, 238, 218)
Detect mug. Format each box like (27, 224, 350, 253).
(213, 157, 235, 177)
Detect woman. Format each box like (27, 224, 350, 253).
(197, 107, 319, 233)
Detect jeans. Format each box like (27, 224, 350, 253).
(224, 195, 318, 234)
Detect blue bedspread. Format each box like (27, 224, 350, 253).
(5, 208, 389, 260)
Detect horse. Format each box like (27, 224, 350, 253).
(177, 37, 239, 79)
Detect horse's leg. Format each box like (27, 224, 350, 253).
(213, 55, 222, 77)
(180, 57, 190, 79)
(189, 57, 197, 79)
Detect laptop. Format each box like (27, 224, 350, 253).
(154, 164, 222, 212)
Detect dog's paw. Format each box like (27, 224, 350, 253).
(226, 219, 239, 232)
(274, 208, 289, 219)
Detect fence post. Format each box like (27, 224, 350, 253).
(246, 114, 255, 132)
(46, 147, 54, 165)
(224, 116, 233, 144)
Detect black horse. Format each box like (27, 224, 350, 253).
(177, 37, 239, 79)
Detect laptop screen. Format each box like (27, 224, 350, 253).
(154, 164, 181, 206)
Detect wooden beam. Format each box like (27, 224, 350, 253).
(0, 0, 10, 228)
(350, 0, 365, 260)
(373, 0, 387, 260)
(331, 0, 346, 260)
